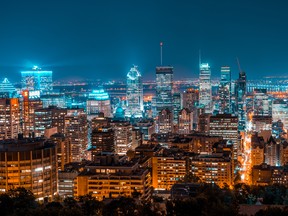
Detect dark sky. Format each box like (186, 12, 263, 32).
(0, 0, 288, 82)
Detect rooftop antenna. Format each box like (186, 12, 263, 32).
(236, 57, 242, 73)
(160, 41, 163, 66)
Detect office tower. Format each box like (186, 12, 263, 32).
(21, 90, 43, 137)
(0, 137, 57, 200)
(156, 66, 173, 112)
(86, 89, 112, 119)
(182, 88, 199, 111)
(110, 120, 132, 156)
(265, 136, 281, 166)
(91, 126, 115, 158)
(34, 106, 67, 137)
(0, 98, 20, 140)
(65, 109, 88, 162)
(173, 92, 182, 124)
(157, 108, 173, 134)
(209, 114, 238, 160)
(21, 66, 53, 92)
(125, 65, 143, 118)
(74, 155, 152, 201)
(235, 71, 246, 131)
(178, 108, 193, 134)
(253, 89, 271, 116)
(219, 66, 231, 114)
(182, 88, 199, 128)
(34, 108, 52, 137)
(191, 153, 233, 187)
(199, 63, 212, 113)
(0, 78, 17, 98)
(272, 100, 288, 130)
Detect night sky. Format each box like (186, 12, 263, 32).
(0, 0, 288, 81)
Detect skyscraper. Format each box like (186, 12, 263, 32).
(21, 66, 53, 93)
(199, 63, 212, 113)
(236, 71, 246, 131)
(21, 90, 43, 137)
(0, 98, 20, 140)
(156, 66, 174, 113)
(0, 78, 17, 98)
(219, 66, 231, 114)
(86, 88, 112, 119)
(126, 66, 143, 118)
(65, 109, 88, 162)
(157, 108, 173, 134)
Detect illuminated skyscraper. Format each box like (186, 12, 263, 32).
(157, 108, 173, 134)
(86, 88, 112, 119)
(156, 66, 173, 113)
(21, 66, 53, 93)
(172, 92, 182, 124)
(126, 66, 143, 118)
(236, 71, 246, 131)
(199, 63, 212, 113)
(178, 108, 193, 134)
(21, 90, 43, 137)
(65, 109, 88, 162)
(219, 66, 231, 114)
(0, 98, 20, 140)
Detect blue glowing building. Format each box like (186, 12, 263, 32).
(86, 88, 112, 118)
(126, 66, 143, 118)
(21, 66, 53, 93)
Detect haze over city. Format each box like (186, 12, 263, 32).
(1, 0, 288, 81)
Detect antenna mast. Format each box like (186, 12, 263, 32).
(236, 57, 242, 73)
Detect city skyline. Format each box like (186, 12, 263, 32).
(1, 0, 288, 81)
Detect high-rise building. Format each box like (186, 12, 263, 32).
(157, 108, 173, 134)
(34, 106, 67, 137)
(219, 66, 231, 114)
(21, 66, 53, 93)
(91, 126, 115, 157)
(199, 63, 212, 113)
(209, 114, 238, 160)
(182, 88, 199, 128)
(178, 108, 193, 134)
(253, 89, 271, 116)
(133, 120, 155, 142)
(86, 89, 112, 119)
(173, 92, 182, 124)
(156, 66, 173, 112)
(0, 137, 57, 201)
(110, 120, 132, 156)
(126, 66, 143, 118)
(236, 71, 246, 131)
(0, 98, 20, 140)
(65, 109, 88, 162)
(272, 100, 288, 130)
(21, 90, 43, 137)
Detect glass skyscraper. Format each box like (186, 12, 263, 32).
(219, 66, 231, 114)
(156, 66, 173, 113)
(199, 63, 212, 113)
(236, 71, 247, 131)
(21, 66, 53, 93)
(125, 66, 143, 118)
